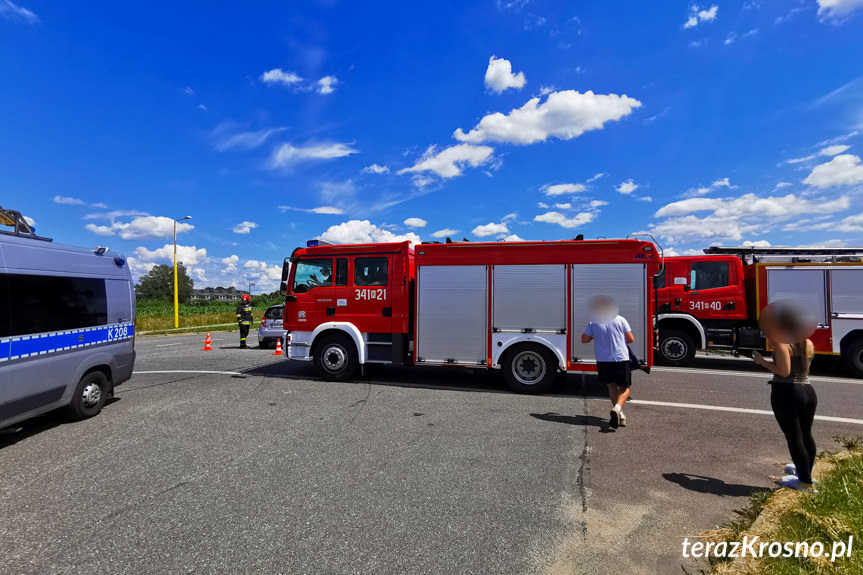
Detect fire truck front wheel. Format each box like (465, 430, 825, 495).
(501, 344, 558, 394)
(842, 338, 863, 378)
(313, 334, 358, 381)
(658, 329, 696, 366)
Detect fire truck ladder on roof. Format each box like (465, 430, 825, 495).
(704, 245, 863, 264)
(0, 206, 52, 241)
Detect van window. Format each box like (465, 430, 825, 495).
(690, 261, 729, 291)
(292, 259, 333, 293)
(0, 275, 9, 337)
(355, 258, 388, 286)
(5, 273, 108, 336)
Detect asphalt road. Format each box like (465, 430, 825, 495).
(1, 332, 861, 575)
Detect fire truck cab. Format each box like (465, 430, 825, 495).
(281, 238, 660, 393)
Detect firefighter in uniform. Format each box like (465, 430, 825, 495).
(236, 294, 253, 348)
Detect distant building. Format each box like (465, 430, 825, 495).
(189, 286, 249, 301)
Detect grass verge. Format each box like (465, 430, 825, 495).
(694, 437, 863, 575)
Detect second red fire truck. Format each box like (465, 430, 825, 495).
(279, 237, 662, 393)
(654, 246, 863, 377)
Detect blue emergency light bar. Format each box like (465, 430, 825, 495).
(306, 239, 333, 247)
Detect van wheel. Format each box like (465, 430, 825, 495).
(501, 344, 558, 394)
(659, 330, 696, 366)
(842, 338, 863, 378)
(65, 371, 109, 421)
(313, 334, 358, 381)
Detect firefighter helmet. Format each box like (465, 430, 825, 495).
(241, 294, 250, 302)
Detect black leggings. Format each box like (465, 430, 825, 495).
(770, 383, 818, 483)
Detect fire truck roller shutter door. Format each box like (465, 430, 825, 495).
(493, 265, 566, 333)
(571, 264, 648, 363)
(416, 265, 488, 365)
(766, 269, 828, 327)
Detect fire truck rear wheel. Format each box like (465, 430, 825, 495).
(842, 338, 863, 379)
(501, 344, 558, 394)
(313, 334, 358, 381)
(659, 330, 696, 366)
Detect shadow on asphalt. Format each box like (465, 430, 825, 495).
(0, 397, 122, 449)
(242, 361, 615, 399)
(530, 412, 610, 430)
(662, 472, 771, 497)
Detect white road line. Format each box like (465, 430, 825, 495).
(134, 370, 244, 376)
(619, 398, 863, 425)
(155, 343, 183, 347)
(650, 366, 863, 386)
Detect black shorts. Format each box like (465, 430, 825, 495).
(597, 361, 631, 387)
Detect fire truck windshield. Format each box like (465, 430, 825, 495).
(293, 258, 333, 293)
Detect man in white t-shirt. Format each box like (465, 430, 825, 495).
(582, 296, 635, 429)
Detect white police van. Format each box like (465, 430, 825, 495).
(0, 208, 136, 429)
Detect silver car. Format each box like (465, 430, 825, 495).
(257, 304, 286, 349)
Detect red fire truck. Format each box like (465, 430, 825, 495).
(279, 237, 661, 393)
(654, 246, 863, 377)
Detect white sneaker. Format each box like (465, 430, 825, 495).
(778, 475, 817, 493)
(619, 412, 627, 427)
(609, 408, 619, 429)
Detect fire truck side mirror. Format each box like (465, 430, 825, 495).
(683, 284, 691, 292)
(280, 281, 288, 295)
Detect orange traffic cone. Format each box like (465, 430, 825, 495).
(202, 332, 212, 351)
(272, 337, 284, 356)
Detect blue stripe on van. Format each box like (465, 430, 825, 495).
(0, 323, 134, 362)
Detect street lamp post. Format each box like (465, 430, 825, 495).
(173, 216, 192, 328)
(248, 282, 256, 298)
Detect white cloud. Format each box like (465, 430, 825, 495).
(318, 220, 421, 245)
(260, 68, 305, 87)
(651, 193, 851, 244)
(724, 28, 759, 45)
(589, 200, 608, 208)
(684, 4, 718, 28)
(502, 212, 518, 222)
(616, 180, 639, 194)
(812, 212, 863, 231)
(397, 143, 494, 179)
(134, 244, 207, 265)
(817, 0, 863, 21)
(53, 195, 85, 205)
(453, 89, 642, 145)
(534, 211, 595, 229)
(820, 144, 851, 156)
(0, 0, 39, 24)
(83, 209, 149, 221)
(432, 228, 459, 238)
(197, 104, 207, 112)
(243, 259, 283, 282)
(586, 172, 606, 183)
(502, 234, 525, 242)
(637, 196, 653, 202)
(232, 221, 258, 234)
(774, 182, 792, 189)
(270, 142, 357, 168)
(803, 154, 863, 187)
(279, 205, 345, 215)
(221, 255, 240, 273)
(212, 123, 285, 152)
(484, 56, 527, 94)
(554, 203, 572, 209)
(543, 183, 587, 196)
(183, 86, 195, 96)
(684, 177, 735, 197)
(472, 222, 510, 237)
(362, 163, 390, 174)
(85, 215, 194, 240)
(404, 217, 427, 228)
(318, 75, 338, 94)
(23, 215, 36, 227)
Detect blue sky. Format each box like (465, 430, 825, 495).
(2, 0, 863, 292)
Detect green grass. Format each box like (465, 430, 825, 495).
(758, 453, 863, 575)
(135, 296, 283, 332)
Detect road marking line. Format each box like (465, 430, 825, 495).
(621, 398, 863, 425)
(650, 366, 863, 385)
(155, 343, 183, 347)
(134, 370, 243, 376)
